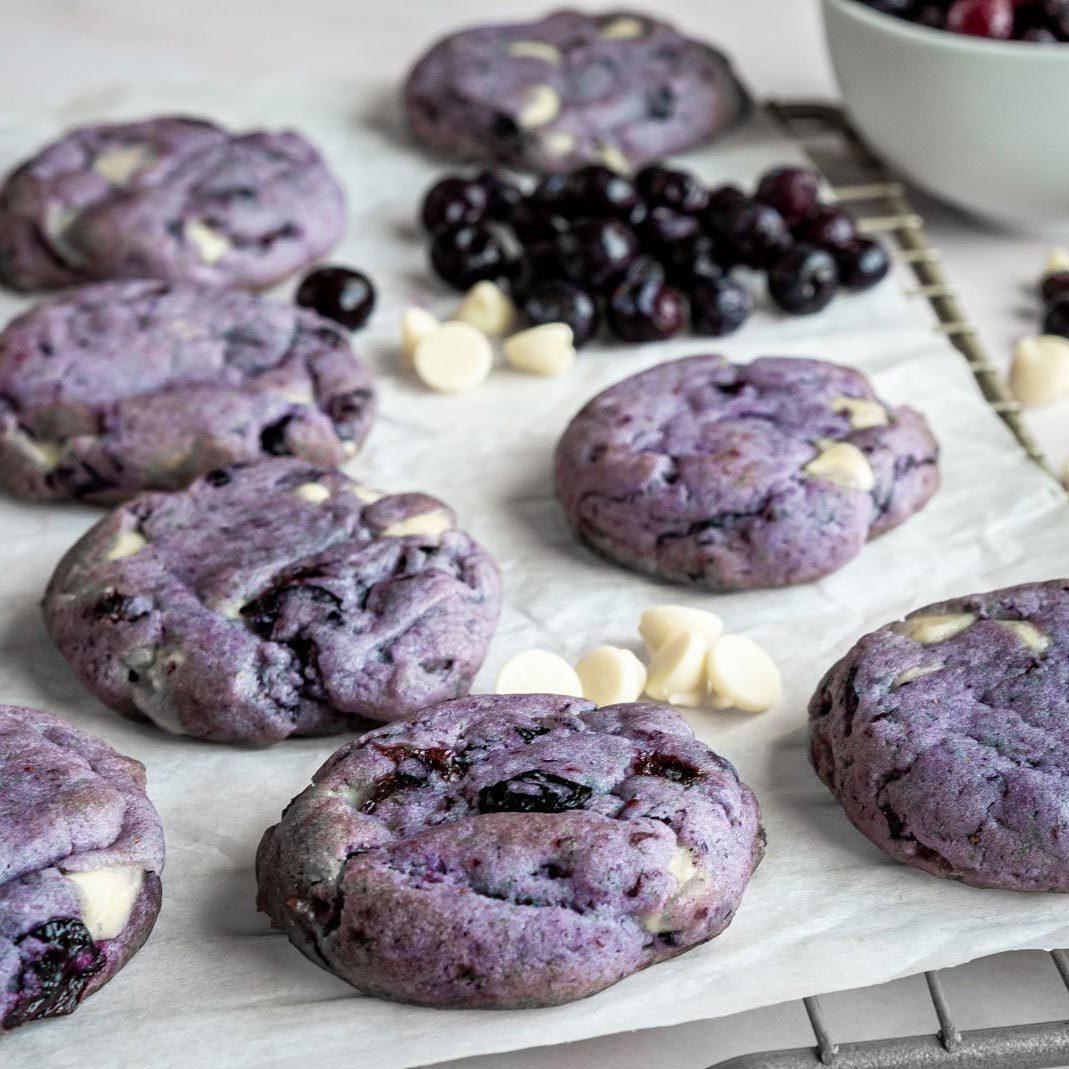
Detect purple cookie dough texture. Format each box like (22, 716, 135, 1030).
(811, 581, 1069, 892)
(0, 116, 345, 291)
(555, 354, 939, 591)
(404, 10, 748, 173)
(0, 280, 376, 504)
(43, 459, 502, 746)
(256, 694, 763, 1008)
(0, 705, 164, 1032)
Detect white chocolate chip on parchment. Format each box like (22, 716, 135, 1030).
(575, 646, 647, 707)
(93, 143, 156, 186)
(803, 441, 875, 492)
(1008, 335, 1069, 407)
(495, 650, 584, 697)
(639, 605, 724, 657)
(601, 16, 647, 39)
(893, 663, 943, 687)
(183, 219, 231, 264)
(706, 634, 782, 714)
(455, 281, 517, 337)
(831, 395, 889, 430)
(382, 508, 455, 540)
(996, 620, 1051, 652)
(507, 40, 562, 63)
(518, 85, 561, 128)
(401, 307, 440, 364)
(106, 529, 147, 561)
(294, 482, 331, 504)
(62, 865, 145, 941)
(413, 322, 494, 393)
(645, 630, 708, 708)
(504, 323, 576, 377)
(1046, 248, 1069, 274)
(895, 613, 977, 644)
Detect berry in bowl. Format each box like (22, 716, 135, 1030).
(823, 0, 1069, 227)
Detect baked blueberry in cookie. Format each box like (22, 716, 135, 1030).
(256, 694, 763, 1008)
(0, 116, 344, 291)
(555, 354, 939, 590)
(0, 280, 375, 503)
(43, 459, 502, 745)
(404, 10, 748, 173)
(811, 580, 1069, 891)
(0, 704, 164, 1032)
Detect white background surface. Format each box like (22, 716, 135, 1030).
(4, 3, 1069, 1067)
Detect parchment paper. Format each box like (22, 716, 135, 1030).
(3, 80, 1069, 1069)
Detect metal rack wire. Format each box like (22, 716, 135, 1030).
(705, 101, 1069, 1069)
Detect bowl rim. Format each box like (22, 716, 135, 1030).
(822, 0, 1069, 57)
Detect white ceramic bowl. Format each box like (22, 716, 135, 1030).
(822, 0, 1069, 230)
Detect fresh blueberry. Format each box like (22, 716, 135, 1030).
(634, 164, 709, 215)
(726, 202, 793, 268)
(768, 245, 840, 315)
(523, 280, 600, 346)
(704, 185, 750, 235)
(660, 232, 726, 287)
(557, 219, 639, 292)
(420, 177, 488, 233)
(475, 170, 524, 221)
(507, 241, 564, 301)
(606, 257, 688, 342)
(638, 206, 702, 253)
(835, 239, 891, 292)
(295, 266, 376, 330)
(755, 167, 822, 226)
(689, 277, 753, 336)
(429, 223, 510, 291)
(571, 164, 641, 219)
(1041, 271, 1069, 305)
(1043, 297, 1069, 338)
(793, 206, 858, 252)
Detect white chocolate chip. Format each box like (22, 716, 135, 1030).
(666, 846, 697, 884)
(601, 15, 647, 39)
(62, 865, 144, 941)
(1047, 248, 1069, 274)
(106, 529, 147, 561)
(803, 441, 875, 492)
(382, 508, 454, 539)
(831, 395, 889, 430)
(401, 307, 440, 364)
(642, 847, 705, 933)
(183, 218, 231, 264)
(4, 429, 64, 471)
(44, 205, 83, 264)
(706, 634, 781, 714)
(93, 143, 155, 186)
(454, 281, 517, 337)
(541, 131, 577, 159)
(518, 85, 561, 128)
(1009, 335, 1069, 407)
(896, 613, 977, 644)
(597, 142, 630, 174)
(495, 650, 584, 697)
(504, 323, 576, 377)
(167, 319, 201, 342)
(575, 646, 647, 707)
(639, 605, 724, 657)
(351, 484, 385, 504)
(645, 630, 708, 707)
(996, 620, 1051, 652)
(507, 40, 562, 63)
(273, 384, 315, 405)
(294, 482, 331, 504)
(893, 663, 943, 687)
(413, 322, 494, 394)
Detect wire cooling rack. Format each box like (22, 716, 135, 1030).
(705, 102, 1069, 1069)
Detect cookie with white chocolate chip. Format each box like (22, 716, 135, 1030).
(0, 704, 164, 1032)
(43, 459, 501, 744)
(0, 280, 376, 503)
(555, 354, 939, 591)
(403, 10, 748, 173)
(0, 116, 344, 291)
(256, 693, 763, 1008)
(810, 580, 1069, 891)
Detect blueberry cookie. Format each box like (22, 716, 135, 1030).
(0, 280, 375, 504)
(811, 581, 1069, 892)
(0, 116, 344, 291)
(256, 693, 762, 1008)
(555, 355, 939, 591)
(44, 459, 502, 746)
(404, 10, 748, 173)
(0, 704, 164, 1032)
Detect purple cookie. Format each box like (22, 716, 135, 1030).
(0, 280, 375, 504)
(0, 116, 344, 292)
(811, 581, 1069, 892)
(43, 459, 502, 746)
(404, 10, 748, 173)
(555, 355, 939, 591)
(256, 694, 763, 1008)
(0, 704, 164, 1032)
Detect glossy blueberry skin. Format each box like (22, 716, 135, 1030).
(1040, 271, 1069, 305)
(660, 232, 726, 288)
(429, 223, 511, 291)
(755, 167, 822, 226)
(793, 207, 858, 253)
(475, 170, 524, 221)
(835, 239, 891, 293)
(507, 241, 564, 301)
(768, 245, 840, 315)
(1044, 297, 1069, 339)
(421, 177, 488, 233)
(606, 257, 688, 342)
(634, 164, 709, 215)
(638, 206, 701, 253)
(557, 219, 639, 292)
(704, 185, 750, 235)
(689, 276, 753, 336)
(523, 280, 600, 347)
(571, 164, 641, 219)
(726, 202, 794, 269)
(295, 266, 377, 330)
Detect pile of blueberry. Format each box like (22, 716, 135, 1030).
(420, 163, 889, 347)
(1039, 264, 1069, 338)
(858, 0, 1069, 42)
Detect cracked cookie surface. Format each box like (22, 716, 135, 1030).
(810, 581, 1069, 891)
(404, 10, 748, 173)
(0, 116, 344, 291)
(256, 693, 763, 1008)
(0, 280, 375, 503)
(555, 354, 939, 591)
(43, 459, 501, 745)
(0, 704, 164, 1032)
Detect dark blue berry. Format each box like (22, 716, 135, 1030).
(523, 280, 600, 347)
(768, 245, 840, 315)
(689, 277, 753, 336)
(296, 267, 376, 330)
